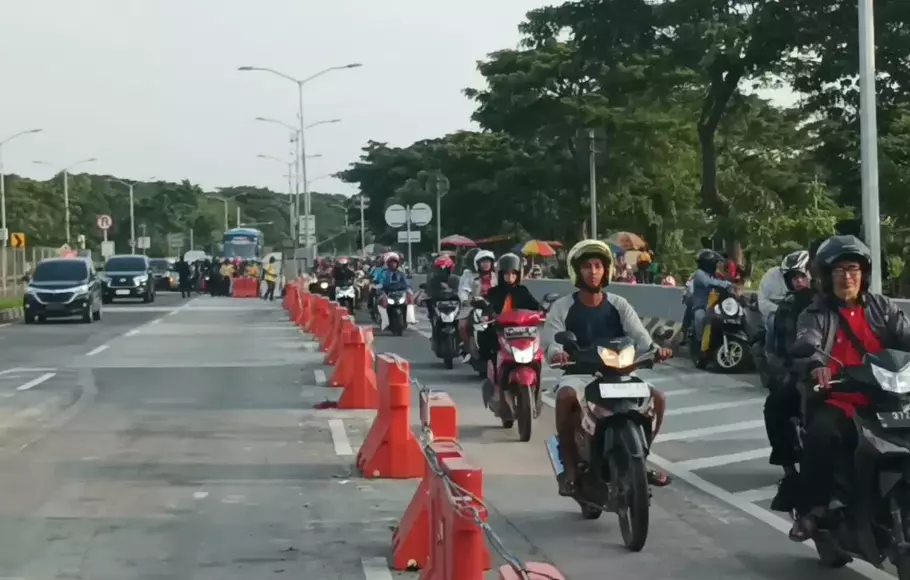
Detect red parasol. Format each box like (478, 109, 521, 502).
(440, 234, 477, 248)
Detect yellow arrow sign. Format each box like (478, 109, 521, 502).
(10, 233, 25, 249)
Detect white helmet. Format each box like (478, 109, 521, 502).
(567, 239, 614, 289)
(473, 250, 496, 272)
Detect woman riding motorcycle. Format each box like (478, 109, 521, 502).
(691, 249, 737, 346)
(424, 255, 461, 325)
(542, 239, 672, 496)
(790, 235, 910, 541)
(475, 253, 542, 361)
(458, 250, 498, 362)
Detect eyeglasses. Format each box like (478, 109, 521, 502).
(832, 265, 863, 276)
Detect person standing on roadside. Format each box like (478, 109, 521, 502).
(176, 256, 192, 299)
(262, 257, 279, 301)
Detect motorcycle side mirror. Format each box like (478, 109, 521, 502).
(419, 283, 427, 290)
(554, 331, 578, 349)
(542, 292, 560, 304)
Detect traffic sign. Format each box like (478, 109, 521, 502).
(397, 230, 421, 243)
(166, 233, 185, 249)
(101, 241, 115, 257)
(96, 214, 113, 230)
(0, 228, 7, 242)
(384, 204, 407, 228)
(10, 233, 25, 248)
(409, 202, 433, 226)
(137, 236, 151, 250)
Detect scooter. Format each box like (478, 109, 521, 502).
(689, 286, 752, 372)
(378, 288, 415, 336)
(335, 284, 356, 314)
(482, 309, 546, 442)
(421, 288, 462, 370)
(309, 277, 333, 298)
(545, 333, 659, 552)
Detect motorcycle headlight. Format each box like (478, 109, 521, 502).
(511, 341, 538, 364)
(319, 282, 328, 289)
(134, 275, 149, 285)
(721, 297, 740, 316)
(872, 364, 910, 395)
(597, 345, 635, 369)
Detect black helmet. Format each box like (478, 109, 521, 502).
(696, 249, 723, 274)
(814, 235, 872, 293)
(497, 253, 522, 284)
(780, 250, 810, 291)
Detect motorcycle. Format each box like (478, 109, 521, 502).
(420, 287, 461, 369)
(544, 333, 658, 552)
(378, 288, 414, 336)
(309, 277, 333, 298)
(783, 347, 910, 575)
(689, 286, 752, 373)
(335, 284, 356, 314)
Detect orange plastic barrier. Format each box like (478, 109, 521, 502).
(498, 564, 565, 579)
(392, 393, 459, 570)
(231, 277, 259, 298)
(323, 305, 347, 359)
(302, 292, 316, 332)
(296, 291, 312, 329)
(356, 354, 423, 479)
(311, 296, 330, 343)
(420, 453, 490, 580)
(325, 314, 353, 366)
(336, 334, 380, 411)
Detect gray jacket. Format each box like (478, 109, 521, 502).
(794, 293, 910, 371)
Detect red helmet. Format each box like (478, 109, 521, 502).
(337, 256, 350, 266)
(434, 256, 454, 270)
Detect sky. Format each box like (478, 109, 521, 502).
(0, 1, 796, 198)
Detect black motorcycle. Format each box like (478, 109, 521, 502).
(309, 277, 333, 298)
(380, 288, 410, 336)
(545, 333, 658, 552)
(421, 287, 461, 369)
(689, 286, 751, 373)
(335, 283, 356, 314)
(794, 347, 910, 575)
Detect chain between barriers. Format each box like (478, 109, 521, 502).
(414, 379, 563, 580)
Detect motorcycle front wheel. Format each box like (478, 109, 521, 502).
(389, 311, 404, 336)
(616, 455, 650, 552)
(714, 336, 750, 373)
(516, 387, 533, 442)
(441, 334, 455, 369)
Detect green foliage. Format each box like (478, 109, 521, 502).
(2, 173, 348, 257)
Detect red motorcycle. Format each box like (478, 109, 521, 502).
(483, 309, 546, 442)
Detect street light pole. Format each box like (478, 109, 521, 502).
(0, 129, 42, 248)
(238, 63, 362, 262)
(108, 179, 138, 252)
(360, 195, 366, 255)
(33, 157, 96, 246)
(859, 0, 882, 294)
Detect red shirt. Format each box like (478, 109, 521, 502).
(826, 304, 884, 416)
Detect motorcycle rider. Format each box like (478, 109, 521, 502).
(376, 253, 411, 329)
(424, 255, 461, 326)
(542, 240, 672, 496)
(789, 235, 910, 542)
(458, 250, 498, 362)
(333, 256, 357, 290)
(691, 249, 737, 347)
(759, 251, 808, 327)
(762, 250, 813, 512)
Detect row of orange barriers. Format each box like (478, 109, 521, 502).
(231, 277, 260, 298)
(283, 278, 564, 580)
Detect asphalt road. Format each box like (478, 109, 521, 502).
(0, 290, 896, 579)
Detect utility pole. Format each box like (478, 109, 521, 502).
(588, 129, 597, 240)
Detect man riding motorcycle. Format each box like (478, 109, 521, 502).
(458, 250, 498, 362)
(759, 251, 809, 327)
(375, 253, 412, 330)
(542, 239, 672, 496)
(761, 249, 813, 512)
(790, 235, 910, 542)
(333, 256, 357, 288)
(424, 255, 461, 324)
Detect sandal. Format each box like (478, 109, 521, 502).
(789, 513, 821, 542)
(647, 470, 671, 487)
(557, 472, 578, 497)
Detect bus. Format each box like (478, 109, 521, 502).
(222, 228, 263, 260)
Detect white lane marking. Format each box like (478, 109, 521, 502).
(124, 328, 140, 337)
(663, 387, 700, 397)
(314, 369, 327, 386)
(733, 485, 779, 503)
(360, 557, 393, 580)
(538, 394, 893, 579)
(328, 419, 354, 456)
(85, 345, 109, 356)
(193, 491, 209, 499)
(0, 323, 12, 329)
(150, 318, 162, 325)
(417, 329, 432, 339)
(666, 398, 765, 416)
(673, 447, 771, 471)
(16, 372, 56, 391)
(167, 310, 179, 316)
(656, 420, 765, 442)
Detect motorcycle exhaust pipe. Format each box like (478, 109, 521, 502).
(545, 435, 565, 478)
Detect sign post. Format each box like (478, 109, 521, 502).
(96, 214, 113, 242)
(384, 202, 432, 270)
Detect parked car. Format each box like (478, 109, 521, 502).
(23, 257, 103, 324)
(101, 255, 156, 303)
(149, 258, 177, 291)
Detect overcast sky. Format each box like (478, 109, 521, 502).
(1, 1, 794, 198)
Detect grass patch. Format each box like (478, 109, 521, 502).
(0, 297, 21, 311)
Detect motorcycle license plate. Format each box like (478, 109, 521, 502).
(877, 412, 910, 429)
(599, 382, 650, 399)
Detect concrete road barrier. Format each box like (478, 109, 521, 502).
(409, 274, 910, 323)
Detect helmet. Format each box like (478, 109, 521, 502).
(567, 240, 614, 289)
(780, 250, 811, 291)
(696, 249, 723, 274)
(473, 250, 496, 271)
(814, 235, 872, 294)
(497, 253, 522, 284)
(337, 256, 350, 266)
(385, 253, 400, 267)
(434, 255, 455, 271)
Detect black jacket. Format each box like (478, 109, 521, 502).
(333, 265, 356, 286)
(426, 269, 460, 299)
(486, 283, 540, 314)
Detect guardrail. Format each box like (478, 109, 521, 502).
(409, 275, 910, 323)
